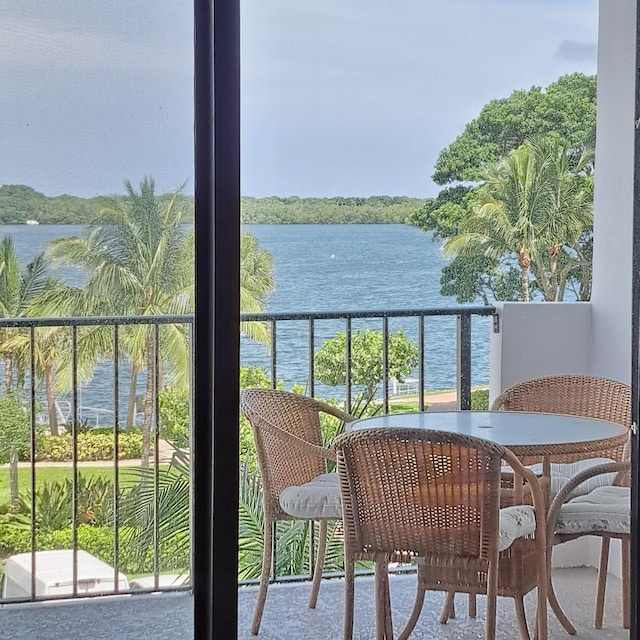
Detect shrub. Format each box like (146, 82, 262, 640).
(35, 430, 142, 462)
(471, 388, 490, 410)
(0, 395, 35, 464)
(158, 386, 190, 448)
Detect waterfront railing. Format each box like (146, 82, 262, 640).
(0, 305, 496, 602)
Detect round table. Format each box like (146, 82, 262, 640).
(348, 410, 628, 462)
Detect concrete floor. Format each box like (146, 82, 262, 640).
(0, 568, 629, 639)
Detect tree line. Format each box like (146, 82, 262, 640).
(0, 185, 425, 225)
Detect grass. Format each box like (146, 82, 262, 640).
(0, 465, 158, 507)
(384, 387, 490, 414)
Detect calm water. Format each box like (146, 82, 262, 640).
(241, 224, 490, 393)
(3, 224, 490, 412)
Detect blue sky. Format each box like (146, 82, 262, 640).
(1, 1, 598, 199)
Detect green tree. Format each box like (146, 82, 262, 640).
(240, 232, 275, 344)
(409, 73, 596, 303)
(314, 328, 419, 405)
(0, 238, 50, 393)
(0, 394, 32, 509)
(48, 177, 193, 466)
(443, 139, 593, 302)
(431, 73, 596, 185)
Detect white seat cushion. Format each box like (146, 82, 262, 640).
(498, 505, 537, 551)
(504, 457, 617, 500)
(556, 485, 630, 536)
(279, 472, 342, 519)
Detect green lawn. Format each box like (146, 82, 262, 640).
(0, 466, 150, 507)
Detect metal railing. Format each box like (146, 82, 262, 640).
(0, 314, 194, 604)
(0, 305, 496, 602)
(239, 305, 496, 586)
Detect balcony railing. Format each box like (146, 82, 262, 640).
(0, 305, 495, 603)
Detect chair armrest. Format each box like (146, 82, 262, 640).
(317, 400, 357, 424)
(489, 392, 508, 411)
(260, 416, 337, 462)
(501, 448, 547, 526)
(546, 460, 630, 541)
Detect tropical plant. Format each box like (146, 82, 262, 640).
(118, 448, 190, 573)
(238, 463, 344, 581)
(314, 327, 419, 406)
(443, 139, 593, 301)
(158, 386, 190, 448)
(48, 177, 194, 465)
(0, 237, 51, 393)
(7, 474, 116, 531)
(409, 73, 597, 303)
(240, 231, 275, 344)
(0, 394, 33, 509)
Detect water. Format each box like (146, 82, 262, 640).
(241, 224, 490, 393)
(1, 223, 491, 414)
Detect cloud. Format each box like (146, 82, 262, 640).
(555, 40, 598, 63)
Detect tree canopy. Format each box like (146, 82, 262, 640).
(408, 73, 597, 304)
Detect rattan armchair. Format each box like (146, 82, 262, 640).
(546, 459, 631, 633)
(335, 428, 548, 640)
(490, 375, 631, 463)
(491, 374, 631, 632)
(239, 388, 355, 635)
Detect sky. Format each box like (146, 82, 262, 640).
(0, 1, 598, 200)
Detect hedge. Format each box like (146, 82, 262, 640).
(31, 431, 142, 462)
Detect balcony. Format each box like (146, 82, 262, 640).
(0, 307, 632, 638)
(0, 568, 628, 639)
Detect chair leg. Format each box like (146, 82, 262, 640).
(594, 537, 610, 629)
(439, 590, 455, 624)
(308, 519, 328, 609)
(547, 546, 576, 635)
(398, 566, 426, 640)
(514, 596, 531, 640)
(622, 537, 630, 629)
(375, 557, 392, 640)
(469, 592, 477, 618)
(251, 517, 274, 635)
(485, 564, 498, 640)
(343, 552, 355, 640)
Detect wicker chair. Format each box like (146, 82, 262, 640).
(490, 375, 631, 463)
(491, 374, 631, 633)
(239, 388, 355, 635)
(334, 428, 548, 640)
(546, 459, 631, 633)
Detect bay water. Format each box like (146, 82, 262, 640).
(3, 223, 490, 414)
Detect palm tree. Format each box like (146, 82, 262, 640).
(443, 138, 593, 301)
(0, 237, 50, 392)
(48, 177, 193, 466)
(240, 232, 274, 344)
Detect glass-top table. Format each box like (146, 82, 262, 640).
(348, 410, 628, 461)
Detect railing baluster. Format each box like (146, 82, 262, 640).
(71, 325, 78, 597)
(113, 324, 120, 593)
(382, 316, 389, 414)
(308, 318, 315, 397)
(345, 318, 352, 412)
(418, 316, 425, 412)
(457, 312, 472, 410)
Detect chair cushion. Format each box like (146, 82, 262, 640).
(505, 457, 617, 500)
(279, 473, 342, 519)
(556, 485, 630, 536)
(498, 505, 537, 551)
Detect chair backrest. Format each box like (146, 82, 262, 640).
(334, 428, 505, 562)
(240, 388, 332, 516)
(491, 375, 631, 459)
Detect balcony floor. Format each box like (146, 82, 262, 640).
(0, 568, 629, 639)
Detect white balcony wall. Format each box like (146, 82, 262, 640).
(591, 0, 636, 384)
(489, 0, 635, 576)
